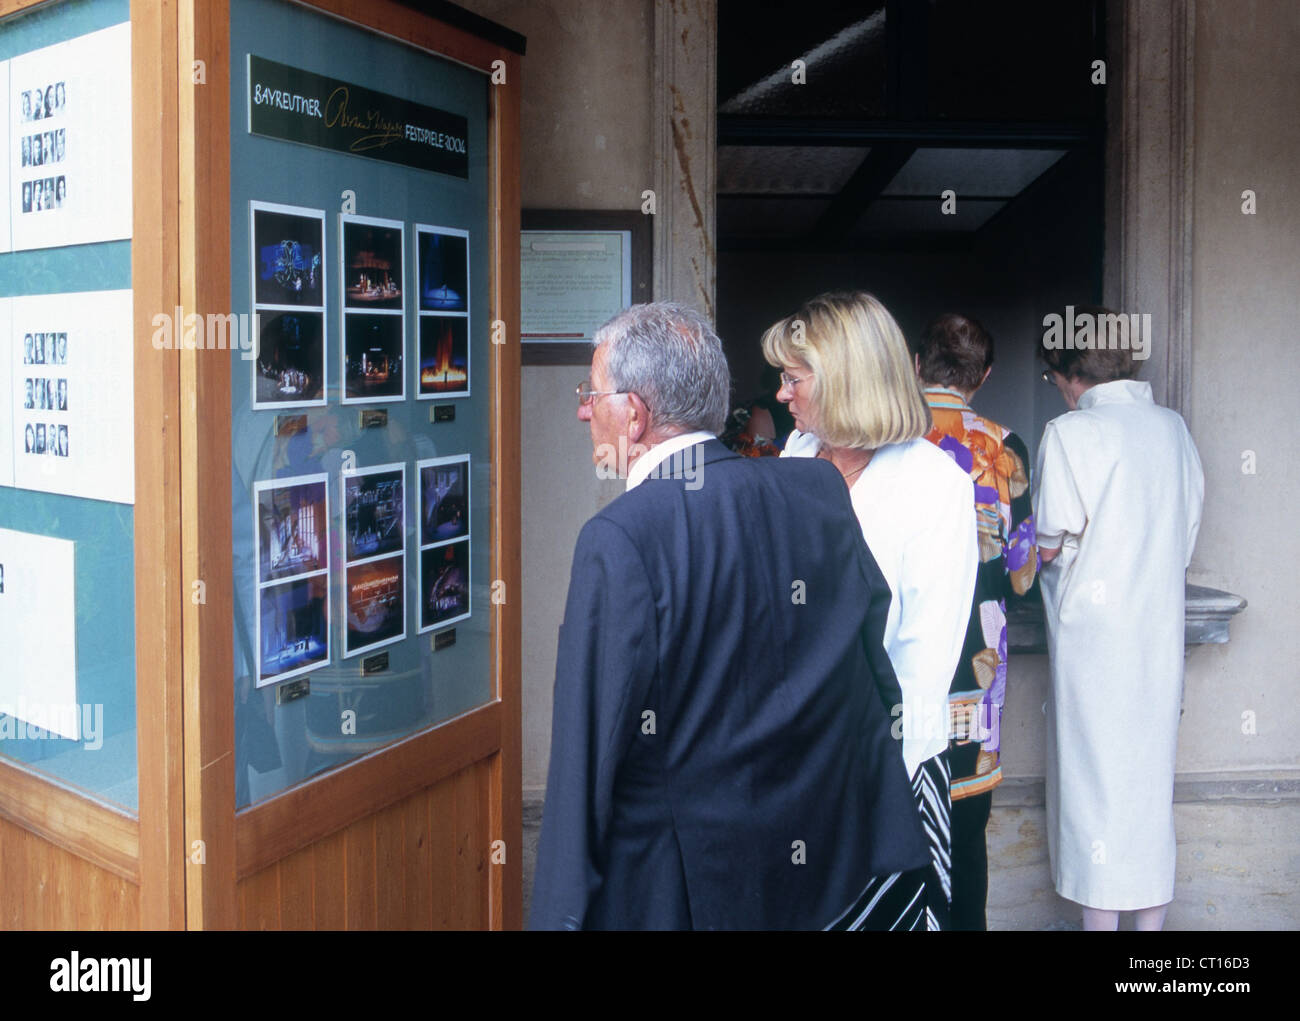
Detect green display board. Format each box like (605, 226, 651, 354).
(229, 0, 494, 808)
(0, 0, 136, 812)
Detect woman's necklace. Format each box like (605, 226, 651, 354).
(840, 460, 868, 483)
(819, 448, 871, 484)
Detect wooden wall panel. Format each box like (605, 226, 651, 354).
(0, 817, 139, 930)
(311, 830, 347, 930)
(237, 855, 281, 931)
(235, 757, 493, 930)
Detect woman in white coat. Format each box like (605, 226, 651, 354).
(1036, 312, 1204, 931)
(764, 291, 977, 929)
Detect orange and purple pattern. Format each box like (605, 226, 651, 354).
(923, 387, 1039, 800)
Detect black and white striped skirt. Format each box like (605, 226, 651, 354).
(826, 752, 952, 931)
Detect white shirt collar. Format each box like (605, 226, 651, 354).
(781, 428, 822, 458)
(626, 430, 715, 490)
(1077, 378, 1153, 410)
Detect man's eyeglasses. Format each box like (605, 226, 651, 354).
(779, 371, 812, 389)
(1041, 369, 1056, 385)
(576, 380, 625, 405)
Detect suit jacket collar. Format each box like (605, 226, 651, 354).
(632, 435, 738, 488)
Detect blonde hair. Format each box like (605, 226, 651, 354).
(761, 291, 931, 450)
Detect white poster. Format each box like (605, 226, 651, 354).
(0, 299, 11, 487)
(0, 528, 78, 740)
(0, 60, 11, 254)
(9, 22, 131, 251)
(10, 289, 134, 504)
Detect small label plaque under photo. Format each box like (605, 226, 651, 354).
(360, 408, 389, 430)
(362, 651, 390, 676)
(432, 628, 456, 651)
(432, 404, 456, 424)
(275, 414, 308, 438)
(276, 677, 310, 704)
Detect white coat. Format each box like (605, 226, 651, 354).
(1035, 379, 1204, 910)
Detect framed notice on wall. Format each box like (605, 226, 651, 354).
(520, 209, 651, 365)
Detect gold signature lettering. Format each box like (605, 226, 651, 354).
(324, 86, 403, 152)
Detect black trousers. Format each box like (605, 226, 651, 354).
(947, 741, 993, 931)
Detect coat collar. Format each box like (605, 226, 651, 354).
(1077, 378, 1153, 410)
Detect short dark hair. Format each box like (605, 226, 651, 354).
(1039, 305, 1138, 383)
(916, 313, 994, 391)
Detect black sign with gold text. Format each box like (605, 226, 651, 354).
(247, 55, 469, 178)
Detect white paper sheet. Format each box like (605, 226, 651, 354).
(9, 23, 131, 251)
(0, 528, 78, 740)
(0, 60, 11, 253)
(0, 299, 11, 487)
(10, 289, 134, 504)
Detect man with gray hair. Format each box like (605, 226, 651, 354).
(529, 302, 928, 930)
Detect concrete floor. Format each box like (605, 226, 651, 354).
(520, 787, 1300, 930)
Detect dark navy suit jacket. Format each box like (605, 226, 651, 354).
(528, 439, 928, 930)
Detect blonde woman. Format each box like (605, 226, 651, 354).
(764, 291, 977, 930)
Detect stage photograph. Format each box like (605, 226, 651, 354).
(254, 474, 329, 585)
(343, 312, 404, 403)
(252, 202, 326, 307)
(420, 538, 468, 632)
(417, 314, 469, 398)
(258, 574, 330, 685)
(345, 553, 406, 656)
(254, 310, 325, 408)
(417, 225, 468, 313)
(419, 455, 468, 548)
(342, 214, 404, 311)
(344, 463, 406, 564)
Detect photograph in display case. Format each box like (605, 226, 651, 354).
(343, 462, 406, 564)
(254, 474, 329, 585)
(254, 310, 325, 408)
(258, 574, 330, 685)
(415, 223, 469, 399)
(341, 215, 404, 311)
(252, 202, 325, 307)
(417, 314, 469, 398)
(343, 312, 404, 403)
(344, 553, 406, 657)
(419, 454, 468, 548)
(420, 539, 469, 632)
(416, 225, 468, 313)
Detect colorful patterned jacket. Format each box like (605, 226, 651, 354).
(923, 387, 1039, 800)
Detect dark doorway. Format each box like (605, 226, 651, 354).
(716, 0, 1107, 459)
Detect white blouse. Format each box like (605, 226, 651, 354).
(784, 431, 977, 777)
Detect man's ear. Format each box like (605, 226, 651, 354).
(625, 392, 651, 444)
